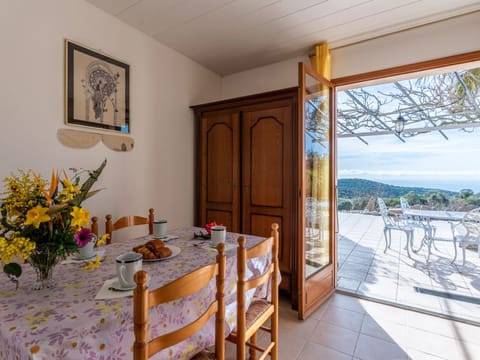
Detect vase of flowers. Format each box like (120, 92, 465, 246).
(0, 159, 106, 289)
(28, 242, 61, 290)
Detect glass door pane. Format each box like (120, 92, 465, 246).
(305, 72, 331, 278)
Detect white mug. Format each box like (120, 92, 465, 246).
(153, 220, 167, 238)
(116, 252, 143, 289)
(78, 237, 96, 259)
(210, 225, 226, 247)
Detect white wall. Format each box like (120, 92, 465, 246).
(0, 0, 222, 239)
(221, 11, 480, 98)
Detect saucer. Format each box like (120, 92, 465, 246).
(71, 253, 97, 261)
(109, 279, 136, 291)
(145, 235, 178, 242)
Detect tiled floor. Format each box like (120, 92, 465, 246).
(225, 293, 480, 359)
(337, 212, 480, 324)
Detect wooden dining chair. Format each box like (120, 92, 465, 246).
(105, 208, 154, 244)
(133, 243, 226, 360)
(227, 223, 279, 360)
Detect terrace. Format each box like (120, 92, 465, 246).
(337, 211, 480, 324)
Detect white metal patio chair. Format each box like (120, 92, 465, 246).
(400, 197, 436, 251)
(453, 207, 480, 272)
(306, 197, 320, 240)
(378, 198, 414, 258)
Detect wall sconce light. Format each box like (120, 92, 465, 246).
(395, 115, 406, 134)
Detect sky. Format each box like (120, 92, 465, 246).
(338, 128, 480, 193)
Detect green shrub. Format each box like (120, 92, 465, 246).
(338, 199, 353, 211)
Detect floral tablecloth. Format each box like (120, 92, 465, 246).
(0, 227, 267, 360)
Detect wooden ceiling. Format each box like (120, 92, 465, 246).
(86, 0, 480, 75)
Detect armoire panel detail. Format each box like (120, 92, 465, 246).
(249, 116, 284, 208)
(207, 123, 233, 203)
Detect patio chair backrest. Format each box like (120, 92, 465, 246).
(377, 198, 395, 226)
(400, 197, 410, 210)
(462, 208, 480, 242)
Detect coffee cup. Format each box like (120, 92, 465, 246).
(210, 225, 226, 247)
(116, 252, 142, 289)
(77, 235, 96, 259)
(153, 220, 167, 238)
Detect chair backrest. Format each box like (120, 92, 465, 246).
(377, 198, 395, 226)
(462, 208, 480, 241)
(400, 197, 410, 210)
(105, 208, 154, 244)
(236, 223, 279, 358)
(133, 243, 226, 360)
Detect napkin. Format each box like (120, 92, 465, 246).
(95, 278, 133, 300)
(61, 249, 106, 264)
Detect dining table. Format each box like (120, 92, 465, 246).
(0, 227, 269, 360)
(402, 209, 467, 261)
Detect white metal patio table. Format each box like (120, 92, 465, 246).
(403, 209, 466, 261)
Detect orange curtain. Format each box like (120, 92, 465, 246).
(309, 43, 331, 80)
(308, 43, 331, 210)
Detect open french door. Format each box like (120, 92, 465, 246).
(297, 62, 338, 319)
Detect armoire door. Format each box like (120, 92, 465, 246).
(297, 62, 337, 319)
(242, 100, 294, 291)
(198, 110, 241, 232)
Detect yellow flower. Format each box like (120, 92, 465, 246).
(25, 206, 51, 228)
(70, 206, 90, 229)
(96, 234, 110, 246)
(82, 255, 101, 271)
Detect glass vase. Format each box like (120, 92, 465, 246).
(28, 243, 61, 290)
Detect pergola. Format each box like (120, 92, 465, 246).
(335, 67, 480, 144)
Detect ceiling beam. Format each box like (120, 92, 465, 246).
(344, 90, 406, 143)
(338, 121, 480, 138)
(393, 82, 449, 140)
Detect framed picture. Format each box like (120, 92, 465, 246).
(65, 40, 130, 133)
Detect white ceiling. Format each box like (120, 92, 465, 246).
(86, 0, 480, 75)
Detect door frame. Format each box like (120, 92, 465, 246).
(333, 50, 480, 87)
(297, 62, 338, 319)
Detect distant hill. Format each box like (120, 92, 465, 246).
(338, 178, 457, 198)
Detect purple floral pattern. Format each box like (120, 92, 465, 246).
(0, 227, 268, 360)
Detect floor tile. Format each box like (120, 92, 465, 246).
(297, 341, 352, 360)
(360, 314, 408, 345)
(354, 333, 408, 360)
(310, 321, 359, 355)
(320, 304, 365, 332)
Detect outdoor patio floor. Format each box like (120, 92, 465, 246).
(338, 211, 480, 325)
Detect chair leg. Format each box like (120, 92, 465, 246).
(451, 238, 458, 264)
(406, 231, 412, 258)
(383, 228, 389, 253)
(461, 242, 467, 272)
(249, 333, 257, 360)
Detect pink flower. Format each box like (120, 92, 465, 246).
(205, 221, 223, 234)
(75, 228, 94, 247)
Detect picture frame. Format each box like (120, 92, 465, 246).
(65, 40, 130, 133)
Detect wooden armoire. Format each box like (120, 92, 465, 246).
(191, 87, 298, 294)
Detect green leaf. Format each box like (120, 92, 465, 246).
(4, 263, 22, 278)
(71, 159, 107, 207)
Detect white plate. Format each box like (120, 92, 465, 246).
(142, 245, 181, 262)
(109, 279, 136, 291)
